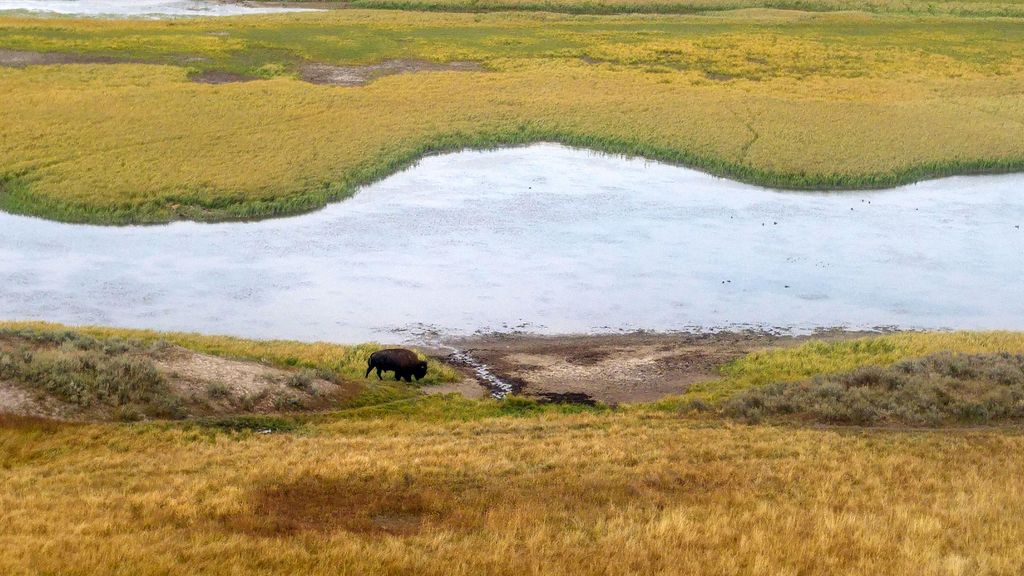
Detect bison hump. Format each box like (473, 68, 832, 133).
(370, 348, 421, 365)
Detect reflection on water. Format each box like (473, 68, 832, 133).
(1, 144, 1023, 342)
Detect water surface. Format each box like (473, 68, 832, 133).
(1, 144, 1023, 342)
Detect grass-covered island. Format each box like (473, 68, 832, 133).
(1, 8, 1023, 223)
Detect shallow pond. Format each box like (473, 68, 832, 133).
(2, 144, 1023, 343)
(0, 0, 316, 17)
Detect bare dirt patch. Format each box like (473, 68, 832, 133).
(1, 49, 481, 88)
(420, 378, 488, 399)
(0, 48, 134, 68)
(0, 380, 72, 420)
(447, 330, 875, 404)
(153, 346, 359, 415)
(299, 59, 482, 86)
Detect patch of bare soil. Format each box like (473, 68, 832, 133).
(0, 49, 481, 88)
(299, 59, 481, 86)
(420, 379, 488, 400)
(448, 330, 876, 404)
(0, 381, 73, 420)
(0, 48, 134, 68)
(153, 346, 359, 416)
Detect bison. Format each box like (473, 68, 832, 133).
(365, 348, 428, 382)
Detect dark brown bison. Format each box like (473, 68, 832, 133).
(365, 348, 428, 382)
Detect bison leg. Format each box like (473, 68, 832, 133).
(376, 367, 384, 380)
(394, 370, 403, 381)
(365, 363, 374, 378)
(403, 373, 413, 383)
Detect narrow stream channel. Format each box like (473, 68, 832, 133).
(2, 144, 1023, 344)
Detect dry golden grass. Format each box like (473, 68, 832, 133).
(2, 410, 1024, 575)
(1, 10, 1022, 222)
(3, 327, 1024, 572)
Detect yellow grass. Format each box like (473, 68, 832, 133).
(2, 411, 1024, 574)
(1, 10, 1023, 222)
(4, 326, 1024, 572)
(346, 0, 1024, 17)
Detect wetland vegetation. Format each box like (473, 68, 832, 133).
(1, 9, 1023, 222)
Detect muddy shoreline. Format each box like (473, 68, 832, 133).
(423, 329, 882, 403)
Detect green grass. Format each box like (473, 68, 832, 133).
(1, 10, 1023, 223)
(653, 332, 1024, 408)
(287, 0, 1024, 17)
(340, 393, 610, 421)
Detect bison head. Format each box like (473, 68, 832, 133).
(413, 361, 428, 381)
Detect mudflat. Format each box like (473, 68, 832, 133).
(443, 330, 877, 403)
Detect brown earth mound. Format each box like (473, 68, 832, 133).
(0, 331, 359, 421)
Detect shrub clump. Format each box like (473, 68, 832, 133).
(285, 369, 317, 392)
(725, 352, 1024, 425)
(0, 329, 178, 418)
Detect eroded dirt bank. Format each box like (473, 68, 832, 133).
(437, 330, 879, 404)
(0, 331, 359, 421)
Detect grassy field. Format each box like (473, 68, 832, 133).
(4, 327, 1024, 572)
(3, 401, 1024, 574)
(1, 10, 1023, 223)
(335, 0, 1024, 16)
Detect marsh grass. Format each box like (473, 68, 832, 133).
(1, 11, 1023, 223)
(339, 392, 610, 422)
(344, 0, 1024, 16)
(194, 414, 305, 433)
